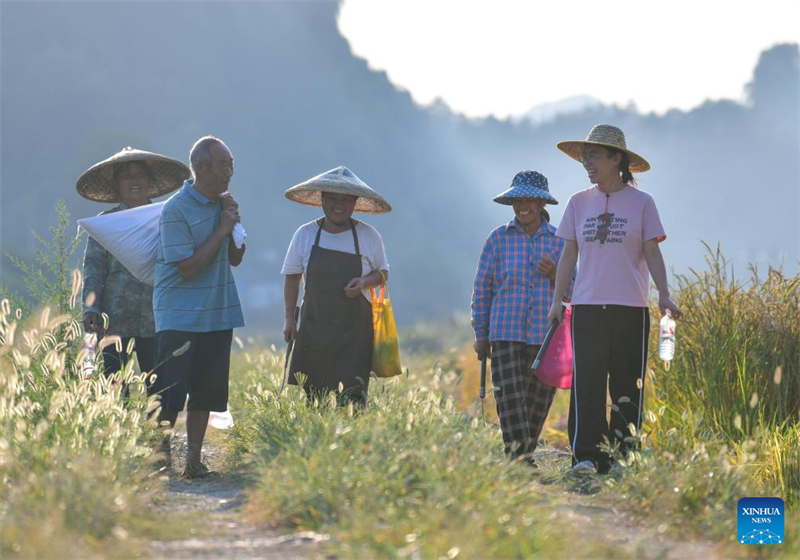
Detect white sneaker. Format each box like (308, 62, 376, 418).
(572, 460, 597, 475)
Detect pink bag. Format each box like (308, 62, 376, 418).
(534, 305, 573, 389)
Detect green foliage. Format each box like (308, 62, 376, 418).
(0, 286, 163, 558)
(592, 244, 800, 558)
(651, 243, 798, 436)
(5, 200, 84, 317)
(643, 243, 799, 504)
(226, 356, 600, 559)
(226, 243, 799, 558)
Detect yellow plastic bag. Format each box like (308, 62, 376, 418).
(371, 284, 402, 378)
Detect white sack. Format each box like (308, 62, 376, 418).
(78, 203, 247, 287)
(209, 407, 235, 430)
(79, 203, 164, 286)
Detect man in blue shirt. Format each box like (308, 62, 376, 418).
(153, 136, 245, 478)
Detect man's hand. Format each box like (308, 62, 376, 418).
(473, 340, 491, 361)
(537, 254, 557, 282)
(83, 312, 101, 334)
(219, 192, 239, 211)
(220, 207, 240, 235)
(344, 277, 365, 299)
(284, 316, 298, 343)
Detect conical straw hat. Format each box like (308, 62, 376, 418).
(76, 147, 190, 202)
(284, 166, 392, 214)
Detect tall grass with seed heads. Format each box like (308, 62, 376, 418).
(2, 204, 166, 559)
(224, 351, 634, 560)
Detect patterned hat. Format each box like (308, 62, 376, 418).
(76, 147, 190, 202)
(556, 124, 650, 173)
(285, 166, 392, 214)
(493, 170, 558, 205)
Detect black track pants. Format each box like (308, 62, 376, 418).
(568, 304, 650, 472)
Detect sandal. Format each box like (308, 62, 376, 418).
(181, 461, 219, 480)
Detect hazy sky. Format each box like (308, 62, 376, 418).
(338, 0, 800, 119)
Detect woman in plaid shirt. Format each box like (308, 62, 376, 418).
(471, 170, 573, 468)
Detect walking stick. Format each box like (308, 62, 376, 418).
(479, 354, 487, 420)
(278, 306, 300, 397)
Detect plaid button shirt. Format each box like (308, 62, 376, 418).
(471, 218, 574, 345)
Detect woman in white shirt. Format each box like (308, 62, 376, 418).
(282, 166, 391, 405)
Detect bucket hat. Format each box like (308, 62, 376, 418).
(556, 124, 650, 172)
(285, 166, 392, 214)
(76, 147, 190, 202)
(493, 170, 558, 205)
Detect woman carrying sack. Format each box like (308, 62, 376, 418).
(471, 170, 574, 469)
(282, 166, 392, 406)
(547, 125, 683, 475)
(77, 147, 189, 386)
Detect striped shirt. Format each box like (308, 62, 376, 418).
(471, 218, 573, 345)
(153, 181, 244, 333)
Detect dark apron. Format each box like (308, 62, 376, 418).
(288, 219, 374, 402)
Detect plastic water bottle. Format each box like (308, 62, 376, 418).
(82, 333, 97, 376)
(658, 311, 676, 369)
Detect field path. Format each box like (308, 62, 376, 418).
(535, 449, 725, 560)
(148, 432, 328, 560)
(147, 438, 726, 560)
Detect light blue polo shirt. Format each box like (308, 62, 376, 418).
(153, 181, 245, 333)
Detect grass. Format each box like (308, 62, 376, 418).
(225, 353, 637, 559)
(224, 245, 799, 559)
(648, 244, 798, 440)
(0, 276, 176, 558)
(2, 236, 797, 558)
(576, 245, 800, 557)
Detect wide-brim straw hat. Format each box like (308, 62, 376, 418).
(285, 166, 392, 214)
(76, 147, 190, 202)
(493, 170, 558, 205)
(556, 124, 651, 173)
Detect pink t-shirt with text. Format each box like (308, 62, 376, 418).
(556, 186, 666, 307)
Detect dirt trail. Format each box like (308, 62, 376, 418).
(534, 449, 725, 560)
(148, 432, 328, 560)
(148, 440, 728, 560)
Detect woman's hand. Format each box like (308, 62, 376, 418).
(473, 340, 491, 361)
(283, 316, 298, 343)
(658, 293, 683, 319)
(344, 277, 365, 298)
(83, 312, 101, 334)
(547, 302, 565, 328)
(536, 254, 557, 282)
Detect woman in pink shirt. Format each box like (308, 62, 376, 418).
(547, 125, 682, 475)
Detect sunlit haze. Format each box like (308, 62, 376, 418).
(339, 0, 800, 118)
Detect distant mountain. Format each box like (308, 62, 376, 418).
(512, 95, 604, 125)
(1, 2, 797, 334)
